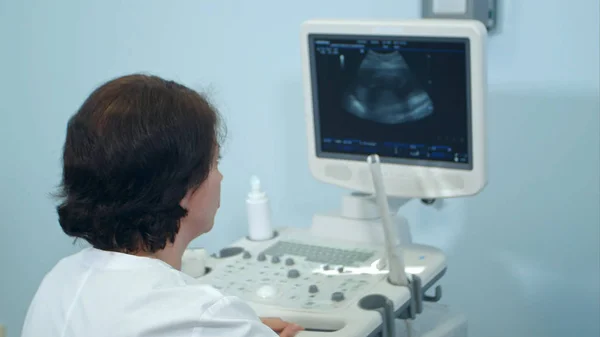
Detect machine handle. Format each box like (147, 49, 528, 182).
(296, 331, 332, 337)
(293, 309, 388, 337)
(294, 322, 361, 337)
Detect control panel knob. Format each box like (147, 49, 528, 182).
(285, 258, 295, 266)
(257, 252, 266, 261)
(337, 266, 344, 273)
(256, 285, 277, 299)
(309, 285, 319, 293)
(243, 251, 252, 259)
(323, 265, 331, 270)
(287, 269, 300, 278)
(331, 292, 345, 302)
(271, 256, 280, 263)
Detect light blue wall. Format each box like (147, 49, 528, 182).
(1, 0, 598, 336)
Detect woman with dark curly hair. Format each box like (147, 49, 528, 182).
(21, 74, 303, 337)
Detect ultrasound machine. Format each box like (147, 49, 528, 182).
(187, 18, 488, 337)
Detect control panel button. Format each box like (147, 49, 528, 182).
(331, 292, 345, 302)
(323, 265, 331, 270)
(219, 247, 244, 258)
(271, 256, 280, 263)
(287, 269, 300, 278)
(337, 266, 344, 273)
(256, 285, 277, 299)
(243, 251, 252, 259)
(309, 285, 319, 293)
(285, 258, 295, 266)
(257, 253, 266, 261)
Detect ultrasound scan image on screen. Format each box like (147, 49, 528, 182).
(342, 49, 434, 124)
(309, 35, 472, 169)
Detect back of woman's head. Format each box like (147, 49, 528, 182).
(56, 74, 224, 253)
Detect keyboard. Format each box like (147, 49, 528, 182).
(261, 240, 375, 266)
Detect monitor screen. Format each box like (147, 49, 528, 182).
(308, 35, 472, 170)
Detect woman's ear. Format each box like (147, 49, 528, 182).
(180, 189, 193, 209)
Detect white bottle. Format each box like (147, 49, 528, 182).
(181, 248, 207, 278)
(246, 175, 274, 241)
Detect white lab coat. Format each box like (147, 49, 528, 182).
(21, 247, 278, 337)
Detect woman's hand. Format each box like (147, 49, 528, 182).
(260, 317, 304, 337)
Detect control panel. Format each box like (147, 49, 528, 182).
(187, 227, 448, 336)
(198, 237, 386, 311)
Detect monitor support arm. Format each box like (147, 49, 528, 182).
(367, 154, 410, 287)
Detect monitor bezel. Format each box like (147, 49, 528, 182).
(300, 19, 487, 198)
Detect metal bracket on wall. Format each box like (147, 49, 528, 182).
(422, 0, 498, 32)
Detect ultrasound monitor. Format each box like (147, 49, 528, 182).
(300, 19, 488, 198)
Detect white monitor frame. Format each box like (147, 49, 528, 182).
(300, 19, 488, 199)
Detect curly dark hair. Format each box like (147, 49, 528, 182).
(56, 74, 225, 253)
